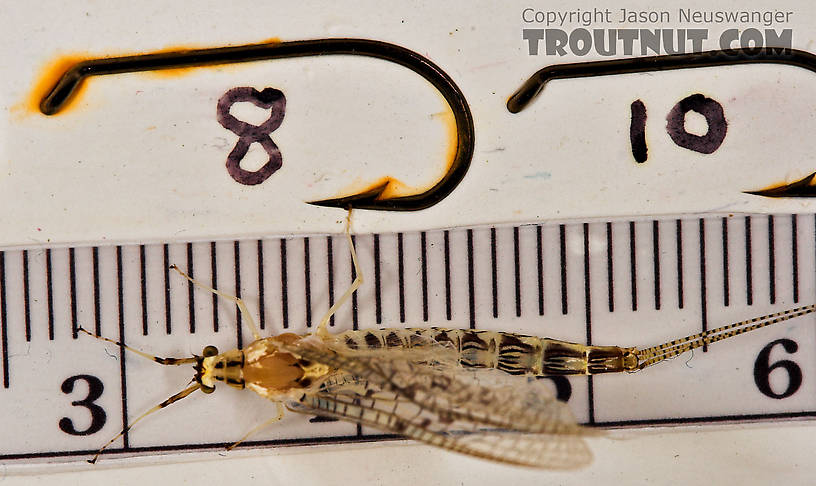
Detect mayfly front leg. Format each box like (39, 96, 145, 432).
(167, 266, 291, 447)
(169, 264, 263, 341)
(314, 209, 363, 339)
(77, 328, 202, 463)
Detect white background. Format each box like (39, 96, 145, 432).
(3, 0, 816, 484)
(3, 0, 816, 247)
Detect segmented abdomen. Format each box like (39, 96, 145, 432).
(336, 328, 582, 376)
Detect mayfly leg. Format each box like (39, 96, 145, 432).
(167, 265, 287, 447)
(89, 383, 201, 463)
(315, 209, 363, 338)
(168, 209, 359, 340)
(170, 264, 263, 341)
(77, 327, 201, 463)
(226, 402, 285, 450)
(77, 327, 197, 366)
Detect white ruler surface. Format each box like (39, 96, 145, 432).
(1, 213, 814, 464)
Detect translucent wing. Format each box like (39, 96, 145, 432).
(281, 335, 595, 469)
(287, 334, 589, 435)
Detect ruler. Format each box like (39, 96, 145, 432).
(1, 213, 815, 465)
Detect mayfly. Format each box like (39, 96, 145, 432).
(79, 215, 816, 468)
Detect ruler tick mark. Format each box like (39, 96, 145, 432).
(302, 238, 310, 329)
(791, 214, 799, 303)
(22, 250, 30, 342)
(116, 246, 129, 449)
(350, 235, 358, 330)
(583, 223, 592, 330)
(745, 216, 753, 306)
(537, 225, 544, 316)
(163, 244, 171, 335)
(699, 218, 708, 352)
(0, 252, 8, 388)
(560, 224, 568, 315)
(139, 246, 147, 336)
(187, 243, 196, 334)
(444, 230, 452, 320)
(467, 229, 476, 329)
(722, 217, 730, 307)
(491, 227, 498, 318)
(397, 233, 406, 323)
(420, 232, 428, 322)
(652, 221, 660, 311)
(235, 241, 243, 347)
(280, 239, 289, 330)
(629, 222, 637, 312)
(70, 248, 78, 339)
(583, 223, 595, 425)
(676, 219, 684, 309)
(768, 215, 776, 305)
(46, 249, 54, 341)
(373, 234, 382, 324)
(606, 222, 614, 313)
(258, 240, 267, 330)
(327, 236, 335, 327)
(211, 242, 219, 333)
(514, 226, 521, 317)
(93, 247, 102, 336)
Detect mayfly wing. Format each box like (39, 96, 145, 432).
(285, 365, 593, 469)
(284, 335, 589, 436)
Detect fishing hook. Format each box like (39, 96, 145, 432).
(507, 47, 816, 198)
(39, 38, 475, 211)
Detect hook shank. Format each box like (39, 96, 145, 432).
(508, 47, 816, 113)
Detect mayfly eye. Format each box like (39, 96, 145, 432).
(200, 384, 215, 394)
(203, 345, 219, 357)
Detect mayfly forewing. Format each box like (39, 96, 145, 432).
(282, 335, 587, 436)
(285, 361, 592, 469)
(440, 427, 593, 470)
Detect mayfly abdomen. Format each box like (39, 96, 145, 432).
(335, 328, 634, 376)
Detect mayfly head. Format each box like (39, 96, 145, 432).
(195, 346, 247, 392)
(194, 345, 219, 393)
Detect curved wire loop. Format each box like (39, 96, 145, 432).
(40, 38, 475, 211)
(507, 47, 816, 198)
(507, 47, 816, 113)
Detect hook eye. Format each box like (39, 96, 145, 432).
(202, 345, 219, 357)
(200, 384, 215, 394)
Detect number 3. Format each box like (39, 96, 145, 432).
(59, 375, 107, 436)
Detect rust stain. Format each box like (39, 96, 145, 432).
(18, 54, 90, 116)
(439, 107, 457, 179)
(369, 176, 412, 200)
(22, 38, 284, 115)
(335, 176, 411, 202)
(745, 171, 816, 198)
(333, 107, 456, 201)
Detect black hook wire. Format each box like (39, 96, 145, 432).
(508, 47, 816, 113)
(40, 38, 474, 211)
(507, 47, 816, 198)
